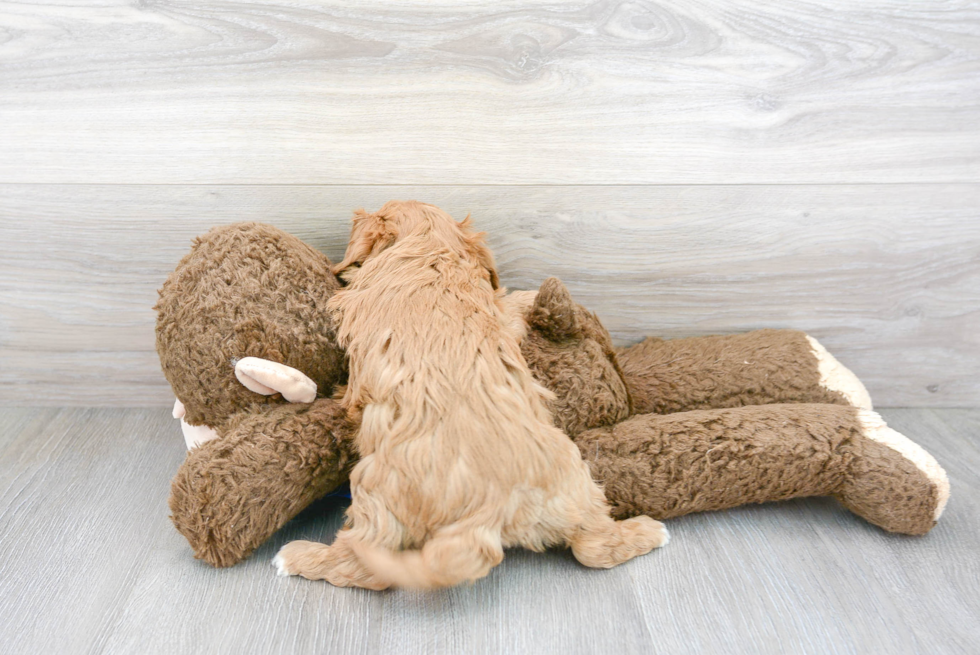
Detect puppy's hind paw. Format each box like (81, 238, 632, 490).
(272, 553, 293, 577)
(273, 539, 328, 579)
(625, 515, 670, 551)
(572, 515, 670, 569)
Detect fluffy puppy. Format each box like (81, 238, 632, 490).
(273, 201, 668, 589)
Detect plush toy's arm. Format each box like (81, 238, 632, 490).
(616, 330, 872, 415)
(575, 403, 948, 535)
(169, 398, 356, 568)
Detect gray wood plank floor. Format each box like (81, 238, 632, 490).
(0, 407, 976, 655)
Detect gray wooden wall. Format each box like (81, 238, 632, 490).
(1, 1, 978, 407)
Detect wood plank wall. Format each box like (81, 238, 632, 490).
(1, 1, 978, 407)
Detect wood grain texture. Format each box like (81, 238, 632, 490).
(0, 407, 977, 654)
(1, 184, 977, 407)
(1, 0, 978, 184)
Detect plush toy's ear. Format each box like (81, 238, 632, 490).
(234, 357, 317, 403)
(331, 209, 396, 275)
(527, 277, 579, 341)
(459, 214, 499, 290)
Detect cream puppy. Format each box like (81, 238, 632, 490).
(273, 201, 668, 589)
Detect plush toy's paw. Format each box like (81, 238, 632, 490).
(856, 409, 950, 521)
(180, 418, 220, 450)
(806, 336, 873, 410)
(834, 409, 950, 535)
(235, 357, 317, 403)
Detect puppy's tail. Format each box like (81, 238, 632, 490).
(351, 530, 503, 590)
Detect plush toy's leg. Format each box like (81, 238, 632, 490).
(616, 330, 872, 415)
(575, 404, 948, 535)
(805, 336, 873, 410)
(168, 398, 357, 568)
(839, 410, 950, 534)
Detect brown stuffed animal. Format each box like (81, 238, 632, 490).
(520, 279, 949, 537)
(157, 223, 357, 567)
(159, 213, 949, 569)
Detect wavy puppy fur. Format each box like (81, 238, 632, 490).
(273, 201, 667, 589)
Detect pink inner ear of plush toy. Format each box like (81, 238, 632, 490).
(234, 357, 317, 403)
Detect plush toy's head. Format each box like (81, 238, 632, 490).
(155, 223, 347, 432)
(520, 278, 633, 437)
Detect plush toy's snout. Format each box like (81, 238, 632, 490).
(172, 398, 220, 450)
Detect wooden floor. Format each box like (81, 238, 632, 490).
(0, 407, 976, 655)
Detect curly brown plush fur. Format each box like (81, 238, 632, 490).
(155, 222, 346, 429)
(170, 399, 357, 567)
(518, 278, 633, 437)
(525, 281, 948, 536)
(618, 330, 851, 415)
(158, 223, 351, 566)
(159, 216, 949, 569)
(576, 405, 941, 535)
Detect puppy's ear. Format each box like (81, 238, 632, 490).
(459, 214, 500, 290)
(331, 209, 395, 275)
(477, 247, 501, 290)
